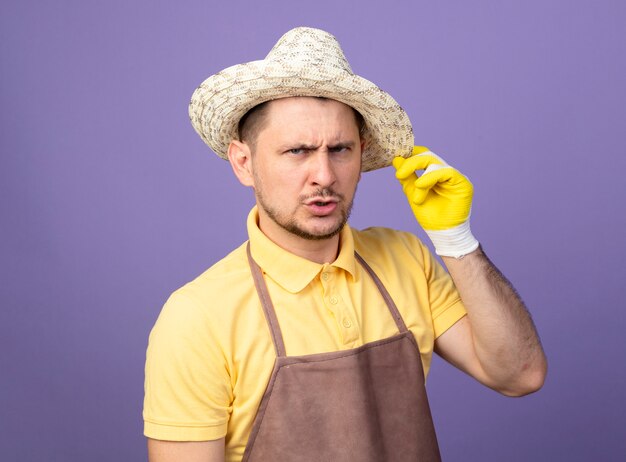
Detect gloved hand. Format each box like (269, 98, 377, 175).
(392, 146, 480, 258)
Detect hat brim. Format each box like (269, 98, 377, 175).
(189, 60, 414, 172)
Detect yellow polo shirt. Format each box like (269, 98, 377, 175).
(144, 207, 466, 460)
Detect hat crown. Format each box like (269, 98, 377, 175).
(265, 27, 353, 74)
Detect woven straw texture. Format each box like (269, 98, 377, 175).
(189, 27, 414, 172)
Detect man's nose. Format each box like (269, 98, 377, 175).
(309, 152, 337, 187)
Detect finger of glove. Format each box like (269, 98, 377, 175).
(392, 157, 419, 190)
(395, 153, 446, 180)
(412, 145, 431, 155)
(397, 169, 419, 194)
(392, 156, 406, 170)
(392, 146, 431, 170)
(410, 184, 431, 205)
(410, 167, 460, 204)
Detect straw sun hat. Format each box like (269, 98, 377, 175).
(189, 27, 414, 172)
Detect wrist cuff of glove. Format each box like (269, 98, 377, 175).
(425, 221, 480, 258)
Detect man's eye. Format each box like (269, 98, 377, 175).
(289, 148, 304, 154)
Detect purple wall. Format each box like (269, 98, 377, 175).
(2, 1, 625, 460)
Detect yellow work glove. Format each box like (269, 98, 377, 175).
(393, 146, 480, 258)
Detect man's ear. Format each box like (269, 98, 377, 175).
(227, 140, 255, 187)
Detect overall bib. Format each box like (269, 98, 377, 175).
(243, 245, 442, 461)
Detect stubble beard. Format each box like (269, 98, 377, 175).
(256, 186, 356, 241)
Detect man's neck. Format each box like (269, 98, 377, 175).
(257, 217, 341, 265)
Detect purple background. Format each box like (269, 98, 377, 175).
(2, 1, 625, 460)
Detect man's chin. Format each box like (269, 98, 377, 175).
(259, 201, 352, 242)
(284, 219, 346, 241)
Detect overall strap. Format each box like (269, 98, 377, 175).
(354, 252, 409, 334)
(247, 243, 287, 357)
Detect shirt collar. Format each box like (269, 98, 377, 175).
(247, 206, 357, 293)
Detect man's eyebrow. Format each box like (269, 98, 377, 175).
(278, 141, 356, 151)
(328, 141, 356, 150)
(279, 143, 319, 151)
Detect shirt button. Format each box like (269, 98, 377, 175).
(342, 318, 352, 328)
(321, 273, 329, 281)
(329, 296, 338, 305)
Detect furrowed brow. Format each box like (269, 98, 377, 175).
(328, 141, 356, 150)
(279, 143, 319, 151)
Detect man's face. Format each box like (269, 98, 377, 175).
(248, 97, 363, 244)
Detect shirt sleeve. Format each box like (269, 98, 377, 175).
(143, 290, 232, 441)
(419, 240, 467, 338)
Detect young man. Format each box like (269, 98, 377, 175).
(144, 27, 547, 462)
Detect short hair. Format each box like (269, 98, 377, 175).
(237, 98, 365, 148)
(237, 101, 271, 148)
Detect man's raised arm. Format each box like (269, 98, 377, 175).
(393, 147, 547, 395)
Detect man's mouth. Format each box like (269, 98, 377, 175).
(305, 197, 339, 206)
(304, 198, 339, 215)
